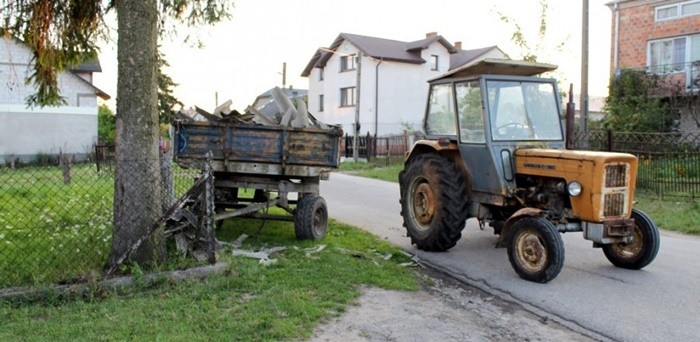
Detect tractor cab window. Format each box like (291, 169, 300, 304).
(487, 80, 563, 141)
(425, 83, 457, 136)
(456, 81, 485, 143)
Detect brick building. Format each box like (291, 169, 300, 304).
(608, 0, 700, 133)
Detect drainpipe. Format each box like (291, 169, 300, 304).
(374, 58, 383, 138)
(613, 2, 620, 72)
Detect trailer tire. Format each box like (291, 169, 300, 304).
(507, 217, 564, 283)
(602, 209, 660, 270)
(295, 194, 328, 240)
(399, 153, 469, 251)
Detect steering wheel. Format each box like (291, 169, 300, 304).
(495, 122, 526, 139)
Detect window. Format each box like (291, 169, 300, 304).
(425, 83, 456, 136)
(648, 34, 700, 73)
(430, 55, 439, 71)
(655, 1, 700, 21)
(340, 87, 355, 107)
(319, 68, 324, 81)
(456, 81, 485, 143)
(486, 80, 562, 141)
(319, 94, 324, 112)
(340, 54, 356, 72)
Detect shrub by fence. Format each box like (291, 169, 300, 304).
(0, 158, 201, 288)
(572, 130, 700, 199)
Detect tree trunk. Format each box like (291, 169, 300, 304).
(106, 0, 165, 270)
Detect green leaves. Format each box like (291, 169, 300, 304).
(603, 69, 672, 132)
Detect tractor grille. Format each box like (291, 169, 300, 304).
(604, 193, 626, 217)
(601, 163, 630, 218)
(605, 164, 627, 187)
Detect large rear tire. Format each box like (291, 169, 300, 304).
(602, 209, 660, 270)
(507, 217, 565, 283)
(399, 153, 469, 251)
(294, 194, 328, 240)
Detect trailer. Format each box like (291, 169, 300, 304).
(173, 120, 343, 240)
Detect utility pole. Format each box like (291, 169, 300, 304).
(282, 62, 287, 88)
(353, 51, 362, 162)
(580, 0, 589, 132)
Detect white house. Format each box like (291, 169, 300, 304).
(0, 36, 109, 165)
(301, 32, 507, 136)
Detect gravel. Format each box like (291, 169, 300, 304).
(310, 270, 595, 342)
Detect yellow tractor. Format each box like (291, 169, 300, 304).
(399, 59, 660, 283)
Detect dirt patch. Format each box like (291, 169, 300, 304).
(310, 270, 594, 342)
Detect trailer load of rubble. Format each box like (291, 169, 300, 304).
(175, 86, 335, 130)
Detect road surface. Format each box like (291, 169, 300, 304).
(321, 172, 700, 342)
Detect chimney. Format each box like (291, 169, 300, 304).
(454, 41, 462, 51)
(426, 32, 437, 38)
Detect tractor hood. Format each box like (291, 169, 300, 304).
(514, 148, 639, 222)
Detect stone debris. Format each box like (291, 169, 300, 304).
(176, 86, 334, 129)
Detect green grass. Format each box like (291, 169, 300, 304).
(340, 158, 405, 183)
(342, 159, 700, 235)
(634, 190, 700, 235)
(0, 217, 418, 341)
(0, 164, 207, 287)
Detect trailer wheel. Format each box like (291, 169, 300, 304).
(399, 153, 469, 251)
(602, 209, 660, 270)
(507, 217, 565, 283)
(294, 194, 328, 240)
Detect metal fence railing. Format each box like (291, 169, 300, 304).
(343, 131, 422, 161)
(572, 130, 700, 199)
(0, 156, 202, 289)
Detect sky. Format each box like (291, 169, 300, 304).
(93, 0, 614, 112)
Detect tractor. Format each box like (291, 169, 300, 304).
(399, 58, 660, 283)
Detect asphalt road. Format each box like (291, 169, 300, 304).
(321, 172, 700, 342)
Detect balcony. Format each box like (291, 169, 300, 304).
(640, 61, 700, 97)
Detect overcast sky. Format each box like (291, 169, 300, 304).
(94, 0, 614, 112)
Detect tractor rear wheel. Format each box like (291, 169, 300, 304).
(399, 153, 469, 251)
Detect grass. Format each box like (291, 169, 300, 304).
(634, 190, 700, 235)
(342, 158, 700, 235)
(339, 157, 405, 183)
(0, 216, 418, 341)
(0, 163, 208, 287)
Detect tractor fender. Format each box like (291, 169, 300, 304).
(405, 140, 471, 195)
(495, 207, 544, 248)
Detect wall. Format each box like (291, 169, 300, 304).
(0, 106, 98, 164)
(1, 37, 99, 164)
(308, 40, 456, 136)
(613, 0, 700, 69)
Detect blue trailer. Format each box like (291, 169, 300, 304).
(174, 120, 343, 240)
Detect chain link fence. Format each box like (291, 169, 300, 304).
(0, 156, 201, 288)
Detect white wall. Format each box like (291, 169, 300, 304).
(1, 37, 99, 164)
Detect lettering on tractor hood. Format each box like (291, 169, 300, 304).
(522, 162, 556, 170)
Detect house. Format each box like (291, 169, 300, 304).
(301, 32, 507, 136)
(608, 0, 700, 133)
(0, 36, 109, 165)
(576, 95, 607, 122)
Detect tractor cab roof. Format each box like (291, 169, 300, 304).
(430, 58, 558, 82)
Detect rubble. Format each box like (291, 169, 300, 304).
(176, 86, 334, 130)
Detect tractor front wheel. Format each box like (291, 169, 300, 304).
(602, 209, 660, 270)
(507, 217, 565, 283)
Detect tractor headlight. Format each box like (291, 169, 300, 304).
(567, 181, 582, 197)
